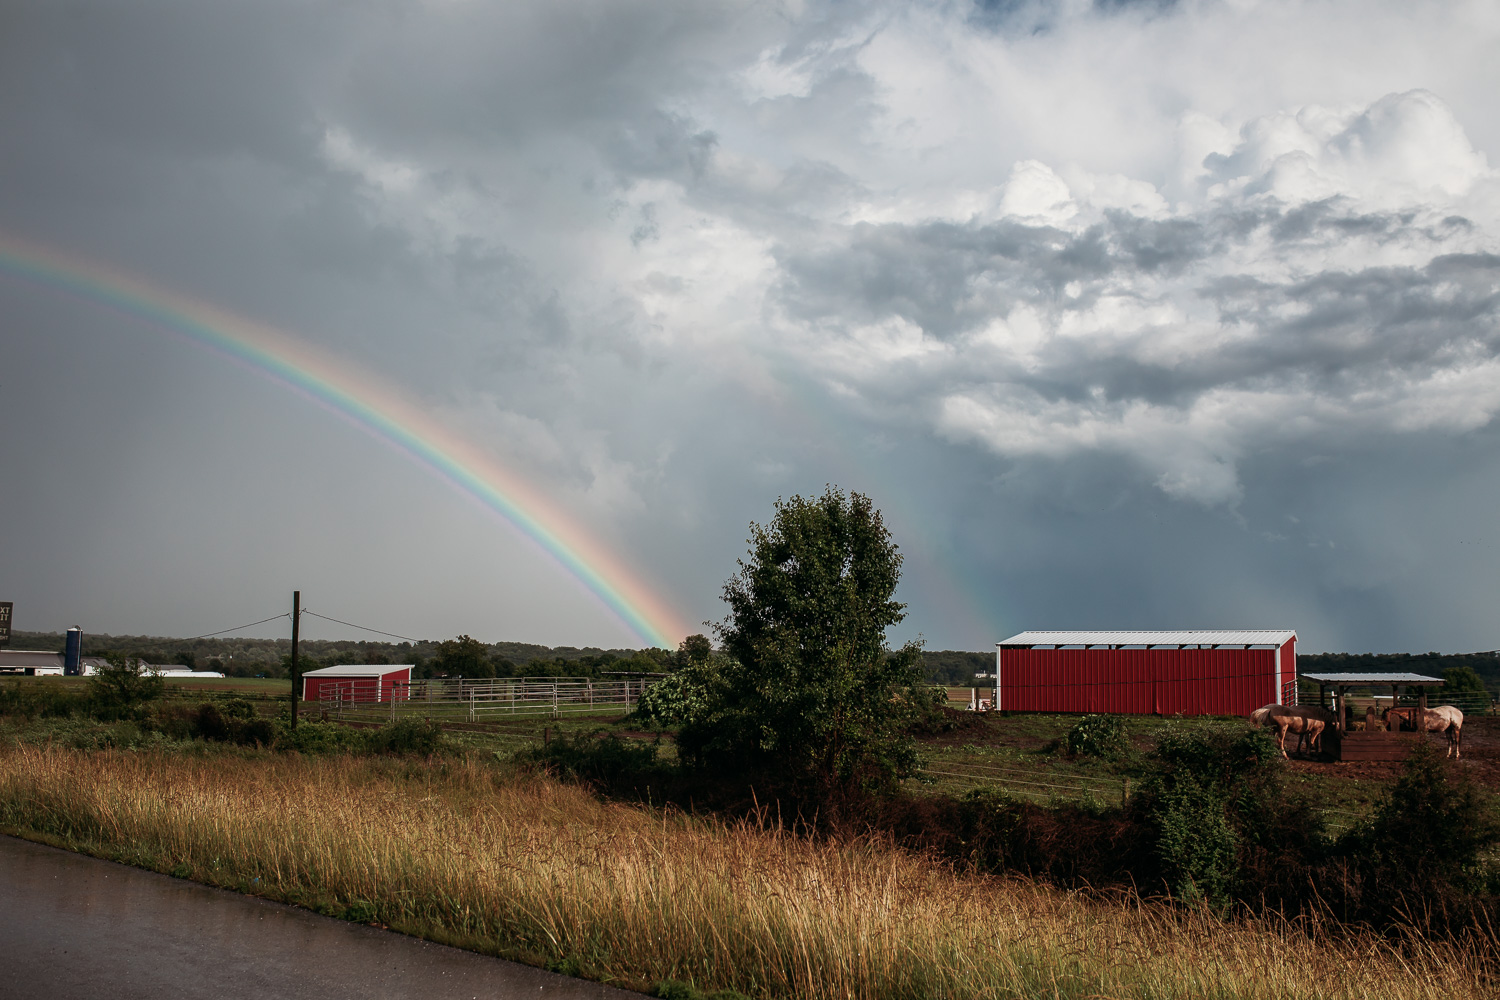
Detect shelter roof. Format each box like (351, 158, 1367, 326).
(300, 664, 414, 677)
(1301, 672, 1444, 686)
(998, 630, 1296, 647)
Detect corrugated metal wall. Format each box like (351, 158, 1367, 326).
(302, 670, 411, 704)
(997, 645, 1284, 716)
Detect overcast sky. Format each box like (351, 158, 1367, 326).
(3, 0, 1499, 654)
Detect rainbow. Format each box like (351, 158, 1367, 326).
(0, 232, 688, 648)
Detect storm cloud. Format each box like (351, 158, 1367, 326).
(3, 1, 1499, 652)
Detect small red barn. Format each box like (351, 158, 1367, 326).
(995, 630, 1297, 717)
(300, 664, 413, 704)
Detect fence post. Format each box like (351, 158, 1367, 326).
(553, 680, 559, 719)
(469, 687, 476, 723)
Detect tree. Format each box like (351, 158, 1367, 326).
(677, 633, 713, 668)
(431, 635, 495, 678)
(1443, 665, 1487, 695)
(676, 487, 926, 792)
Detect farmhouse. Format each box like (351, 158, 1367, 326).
(300, 664, 413, 704)
(994, 629, 1298, 717)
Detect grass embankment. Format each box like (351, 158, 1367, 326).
(0, 745, 1492, 1000)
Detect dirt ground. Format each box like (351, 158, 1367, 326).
(912, 710, 1500, 818)
(1282, 715, 1500, 789)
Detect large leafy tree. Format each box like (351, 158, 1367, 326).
(677, 487, 926, 791)
(430, 635, 496, 678)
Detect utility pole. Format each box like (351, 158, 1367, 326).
(290, 590, 301, 731)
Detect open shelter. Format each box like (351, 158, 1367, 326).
(1301, 671, 1445, 760)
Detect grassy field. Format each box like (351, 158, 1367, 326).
(0, 744, 1495, 1000)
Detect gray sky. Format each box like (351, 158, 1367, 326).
(3, 0, 1499, 653)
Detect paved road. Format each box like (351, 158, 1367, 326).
(0, 835, 640, 1000)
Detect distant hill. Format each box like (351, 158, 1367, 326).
(7, 630, 641, 679)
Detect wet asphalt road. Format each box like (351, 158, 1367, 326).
(0, 834, 640, 1000)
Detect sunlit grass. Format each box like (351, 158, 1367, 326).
(0, 744, 1493, 1000)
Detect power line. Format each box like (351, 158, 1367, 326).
(181, 613, 291, 640)
(300, 609, 425, 644)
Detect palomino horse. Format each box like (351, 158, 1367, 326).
(1383, 705, 1465, 758)
(1249, 704, 1336, 758)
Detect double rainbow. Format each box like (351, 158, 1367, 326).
(0, 232, 687, 648)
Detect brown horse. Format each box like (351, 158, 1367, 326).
(1249, 704, 1335, 758)
(1383, 705, 1465, 758)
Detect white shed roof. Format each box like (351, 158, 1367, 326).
(300, 664, 414, 677)
(998, 630, 1296, 647)
(1301, 672, 1443, 685)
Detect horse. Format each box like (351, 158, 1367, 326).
(1382, 705, 1465, 758)
(1249, 704, 1336, 758)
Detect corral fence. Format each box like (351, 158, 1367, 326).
(1294, 685, 1495, 717)
(316, 675, 662, 724)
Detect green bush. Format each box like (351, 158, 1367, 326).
(1152, 770, 1239, 906)
(87, 653, 165, 720)
(272, 719, 368, 755)
(1142, 723, 1286, 908)
(361, 718, 445, 755)
(0, 681, 88, 719)
(1345, 741, 1500, 897)
(521, 733, 665, 791)
(634, 661, 723, 727)
(1063, 714, 1128, 759)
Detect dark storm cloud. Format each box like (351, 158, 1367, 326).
(3, 0, 1500, 653)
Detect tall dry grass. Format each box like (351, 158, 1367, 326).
(0, 744, 1491, 1000)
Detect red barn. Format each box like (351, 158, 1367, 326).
(300, 664, 413, 704)
(995, 630, 1297, 717)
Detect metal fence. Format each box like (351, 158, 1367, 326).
(315, 676, 654, 723)
(1293, 685, 1495, 716)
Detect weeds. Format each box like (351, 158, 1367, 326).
(0, 745, 1494, 999)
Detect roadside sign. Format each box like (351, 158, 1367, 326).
(0, 603, 11, 647)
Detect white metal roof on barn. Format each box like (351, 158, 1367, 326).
(299, 664, 414, 677)
(997, 630, 1297, 647)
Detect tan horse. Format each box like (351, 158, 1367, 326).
(1383, 705, 1465, 758)
(1249, 704, 1336, 758)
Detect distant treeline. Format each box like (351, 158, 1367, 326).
(8, 630, 645, 680)
(1298, 650, 1500, 690)
(28, 629, 1482, 691)
(920, 650, 993, 686)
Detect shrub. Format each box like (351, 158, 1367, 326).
(273, 719, 368, 755)
(634, 660, 723, 727)
(87, 653, 164, 720)
(1063, 714, 1128, 759)
(218, 697, 257, 722)
(1153, 771, 1239, 906)
(361, 718, 445, 756)
(521, 733, 666, 793)
(0, 680, 88, 719)
(1142, 723, 1289, 908)
(1346, 741, 1500, 898)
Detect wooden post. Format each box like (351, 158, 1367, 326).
(289, 590, 301, 731)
